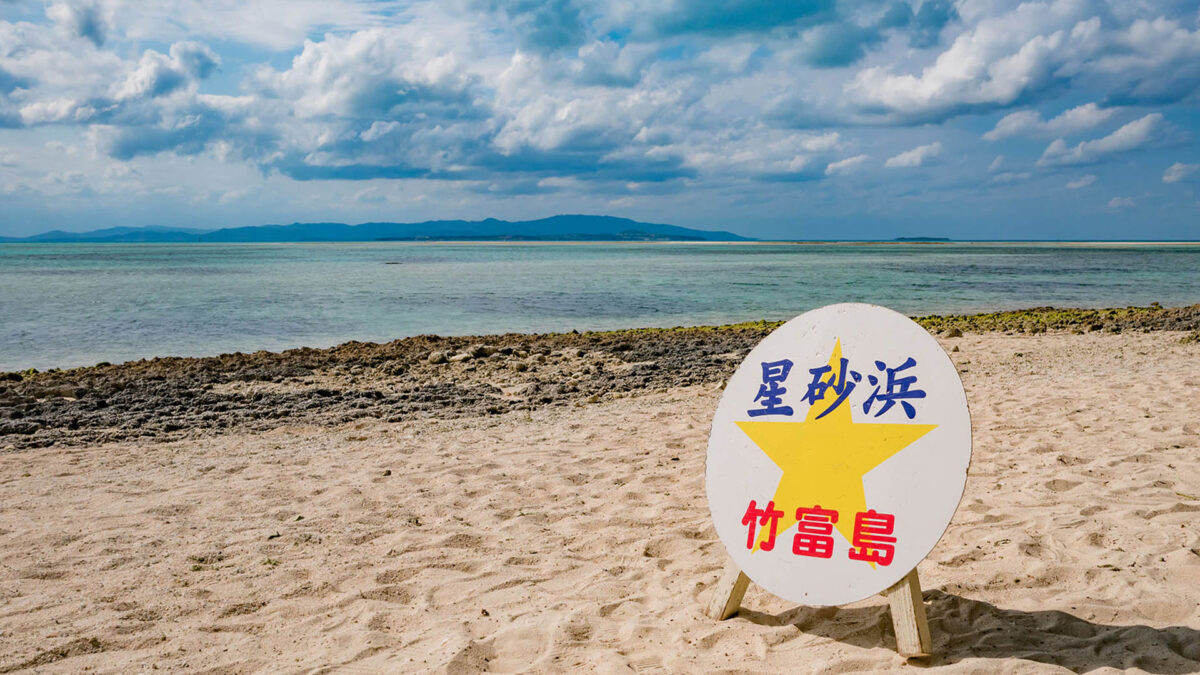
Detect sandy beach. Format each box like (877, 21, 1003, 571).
(5, 0, 1199, 669)
(3, 318, 1200, 672)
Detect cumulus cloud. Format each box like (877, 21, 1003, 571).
(170, 42, 220, 80)
(1066, 174, 1096, 189)
(1163, 162, 1198, 184)
(240, 26, 699, 183)
(46, 1, 106, 47)
(476, 0, 585, 52)
(101, 100, 271, 161)
(257, 29, 480, 121)
(906, 0, 956, 48)
(112, 43, 218, 101)
(797, 22, 879, 68)
(847, 1, 1200, 123)
(1, 0, 1199, 219)
(570, 40, 650, 87)
(89, 0, 402, 51)
(1101, 17, 1200, 105)
(983, 103, 1115, 141)
(825, 154, 868, 175)
(885, 141, 941, 168)
(8, 35, 222, 134)
(848, 1, 1089, 122)
(0, 66, 30, 95)
(1107, 196, 1134, 209)
(1037, 113, 1166, 167)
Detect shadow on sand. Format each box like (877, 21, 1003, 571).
(736, 590, 1200, 673)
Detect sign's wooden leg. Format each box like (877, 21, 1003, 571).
(706, 561, 750, 620)
(704, 562, 934, 659)
(884, 568, 932, 658)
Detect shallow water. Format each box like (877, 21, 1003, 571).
(1, 242, 1197, 370)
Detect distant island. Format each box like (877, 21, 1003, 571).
(893, 236, 951, 242)
(0, 215, 751, 243)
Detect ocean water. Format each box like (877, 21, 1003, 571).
(1, 242, 1197, 371)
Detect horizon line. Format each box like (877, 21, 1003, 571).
(3, 238, 1200, 244)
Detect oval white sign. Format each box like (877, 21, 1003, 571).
(706, 303, 971, 606)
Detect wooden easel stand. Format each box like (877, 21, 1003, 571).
(705, 562, 932, 658)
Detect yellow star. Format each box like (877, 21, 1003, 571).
(738, 339, 936, 553)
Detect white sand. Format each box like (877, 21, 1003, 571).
(2, 332, 1199, 673)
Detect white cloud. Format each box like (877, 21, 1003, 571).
(885, 142, 942, 168)
(1037, 113, 1166, 167)
(112, 42, 219, 102)
(571, 40, 652, 87)
(847, 2, 1200, 123)
(797, 132, 840, 153)
(1163, 162, 1199, 184)
(848, 1, 1091, 121)
(47, 1, 107, 47)
(1066, 174, 1096, 189)
(1, 0, 1199, 233)
(20, 98, 81, 125)
(258, 28, 480, 121)
(1107, 196, 1135, 209)
(825, 154, 869, 176)
(990, 171, 1031, 184)
(92, 0, 402, 51)
(983, 103, 1116, 140)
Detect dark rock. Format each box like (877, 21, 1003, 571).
(1, 421, 40, 435)
(7, 305, 1197, 451)
(469, 344, 496, 358)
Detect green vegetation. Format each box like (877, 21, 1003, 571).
(914, 304, 1200, 336)
(566, 304, 1200, 338)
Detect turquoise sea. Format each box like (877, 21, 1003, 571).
(1, 242, 1198, 371)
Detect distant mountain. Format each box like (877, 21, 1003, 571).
(0, 225, 210, 243)
(0, 216, 751, 243)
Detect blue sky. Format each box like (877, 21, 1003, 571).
(0, 0, 1197, 239)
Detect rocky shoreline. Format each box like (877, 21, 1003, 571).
(2, 304, 1198, 450)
